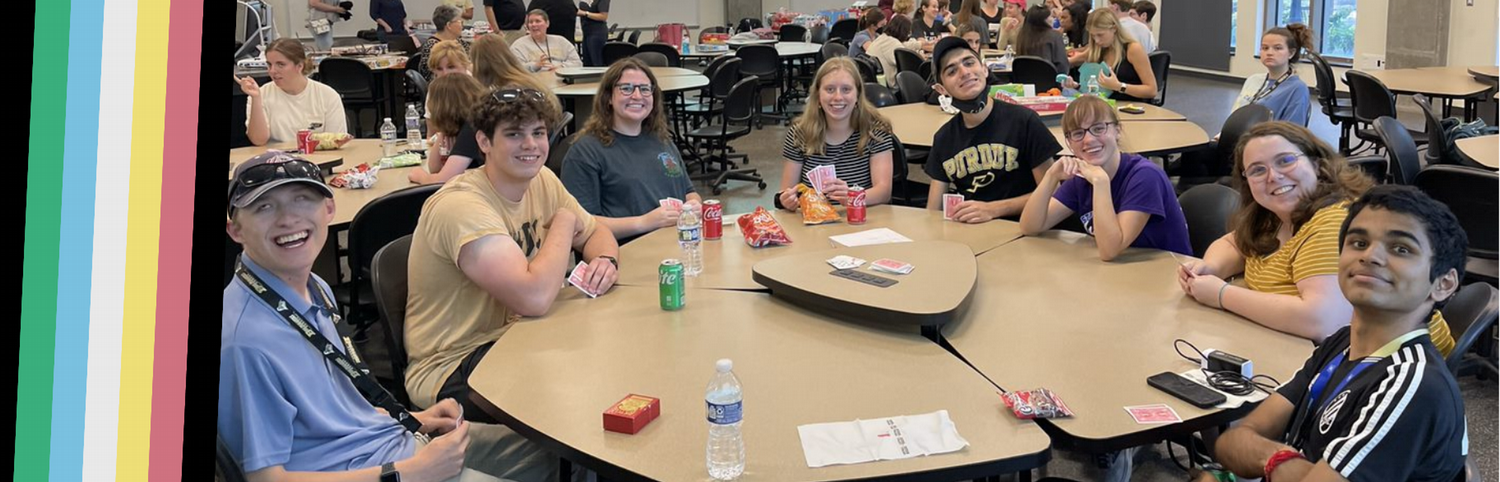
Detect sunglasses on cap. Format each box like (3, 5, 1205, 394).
(227, 158, 325, 216)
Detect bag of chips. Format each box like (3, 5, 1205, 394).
(1001, 388, 1074, 420)
(329, 163, 380, 189)
(737, 206, 792, 247)
(796, 184, 840, 225)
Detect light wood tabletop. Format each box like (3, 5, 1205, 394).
(752, 241, 978, 327)
(469, 286, 1053, 482)
(1456, 134, 1498, 169)
(1361, 67, 1494, 98)
(1468, 66, 1499, 80)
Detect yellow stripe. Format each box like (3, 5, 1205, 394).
(115, 0, 171, 479)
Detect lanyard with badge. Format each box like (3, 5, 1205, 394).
(1286, 329, 1427, 449)
(235, 260, 424, 434)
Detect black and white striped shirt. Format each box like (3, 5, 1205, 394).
(782, 124, 894, 191)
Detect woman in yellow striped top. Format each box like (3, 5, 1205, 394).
(1175, 123, 1455, 355)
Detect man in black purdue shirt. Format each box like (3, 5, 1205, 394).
(923, 36, 1060, 223)
(1204, 185, 1468, 482)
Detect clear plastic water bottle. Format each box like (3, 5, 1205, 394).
(380, 117, 399, 157)
(682, 31, 692, 55)
(706, 359, 744, 481)
(1002, 44, 1015, 65)
(1086, 76, 1101, 96)
(678, 207, 703, 276)
(405, 103, 422, 147)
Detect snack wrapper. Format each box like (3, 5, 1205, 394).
(329, 163, 380, 189)
(737, 206, 792, 247)
(796, 184, 840, 225)
(1001, 388, 1074, 420)
(310, 132, 353, 150)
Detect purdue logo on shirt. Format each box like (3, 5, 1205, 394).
(1319, 390, 1350, 434)
(940, 143, 1022, 186)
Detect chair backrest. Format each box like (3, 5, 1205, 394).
(316, 57, 375, 97)
(1010, 55, 1059, 91)
(1147, 50, 1171, 105)
(1439, 282, 1499, 374)
(636, 42, 682, 67)
(386, 34, 419, 55)
(710, 57, 743, 98)
(1217, 103, 1274, 162)
(702, 54, 732, 81)
(602, 41, 638, 65)
(1414, 164, 1499, 258)
(779, 24, 808, 42)
(830, 18, 860, 43)
(1411, 93, 1449, 165)
(810, 24, 831, 44)
(1345, 155, 1390, 184)
(918, 59, 932, 82)
(853, 56, 879, 83)
(1373, 116, 1422, 185)
(820, 42, 849, 61)
(1308, 51, 1340, 108)
(370, 234, 415, 394)
(403, 69, 429, 106)
(634, 51, 671, 66)
(1345, 70, 1397, 125)
(627, 30, 642, 44)
(348, 184, 440, 281)
(895, 71, 930, 104)
(1177, 183, 1240, 258)
(864, 82, 899, 107)
(547, 132, 577, 179)
(736, 45, 780, 77)
(724, 75, 762, 123)
(551, 111, 574, 145)
(888, 131, 912, 204)
(894, 48, 925, 74)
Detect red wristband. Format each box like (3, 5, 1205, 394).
(1263, 448, 1305, 482)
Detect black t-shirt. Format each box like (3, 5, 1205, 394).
(486, 0, 526, 30)
(449, 122, 486, 169)
(580, 0, 609, 32)
(528, 0, 578, 38)
(923, 101, 1060, 203)
(1276, 326, 1467, 482)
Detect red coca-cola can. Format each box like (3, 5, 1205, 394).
(297, 129, 316, 154)
(847, 186, 867, 224)
(702, 200, 723, 240)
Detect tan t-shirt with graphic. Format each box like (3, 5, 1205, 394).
(404, 167, 596, 408)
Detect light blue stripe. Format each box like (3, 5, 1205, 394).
(49, 0, 105, 478)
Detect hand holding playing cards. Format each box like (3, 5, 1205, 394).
(778, 188, 800, 211)
(416, 398, 464, 436)
(582, 256, 618, 295)
(821, 177, 851, 204)
(646, 205, 681, 229)
(410, 419, 469, 482)
(951, 200, 1002, 224)
(1176, 259, 1211, 293)
(1185, 273, 1228, 308)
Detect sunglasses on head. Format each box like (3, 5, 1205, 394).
(235, 159, 323, 191)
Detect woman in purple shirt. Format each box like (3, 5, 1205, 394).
(1019, 95, 1191, 260)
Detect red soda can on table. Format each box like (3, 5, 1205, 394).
(702, 200, 723, 240)
(297, 129, 315, 154)
(847, 185, 867, 224)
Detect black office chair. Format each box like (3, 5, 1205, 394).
(633, 51, 670, 67)
(809, 24, 831, 44)
(894, 48, 925, 75)
(1178, 103, 1272, 183)
(853, 56, 879, 83)
(864, 82, 899, 107)
(386, 34, 419, 55)
(551, 111, 574, 145)
(1309, 52, 1358, 154)
(341, 184, 440, 335)
(1010, 55, 1059, 91)
(682, 57, 742, 126)
(685, 76, 768, 194)
(736, 17, 764, 33)
(1439, 282, 1498, 377)
(1345, 154, 1390, 184)
(894, 71, 930, 105)
(1373, 116, 1423, 185)
(602, 41, 638, 65)
(317, 57, 388, 136)
(1412, 94, 1452, 166)
(888, 132, 928, 207)
(637, 42, 682, 67)
(918, 59, 932, 83)
(1146, 50, 1171, 106)
(830, 18, 860, 44)
(1177, 183, 1239, 258)
(1346, 70, 1427, 152)
(627, 30, 642, 45)
(370, 234, 415, 407)
(736, 45, 785, 124)
(403, 69, 428, 115)
(1414, 164, 1499, 284)
(821, 42, 849, 60)
(779, 24, 808, 43)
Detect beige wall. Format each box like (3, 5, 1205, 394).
(1449, 0, 1500, 67)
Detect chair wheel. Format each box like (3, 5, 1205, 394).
(758, 182, 767, 189)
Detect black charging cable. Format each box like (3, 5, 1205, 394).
(1174, 339, 1281, 396)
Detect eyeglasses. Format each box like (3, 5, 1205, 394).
(1065, 122, 1115, 142)
(615, 83, 655, 97)
(1244, 152, 1307, 179)
(490, 89, 547, 104)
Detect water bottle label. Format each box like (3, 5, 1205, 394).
(678, 226, 701, 244)
(706, 400, 742, 425)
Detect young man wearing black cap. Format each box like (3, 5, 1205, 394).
(220, 151, 555, 481)
(1198, 185, 1469, 482)
(924, 36, 1061, 223)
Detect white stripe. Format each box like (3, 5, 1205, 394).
(81, 0, 138, 477)
(1323, 347, 1410, 467)
(1331, 346, 1427, 475)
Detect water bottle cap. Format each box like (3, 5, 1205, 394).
(716, 359, 733, 372)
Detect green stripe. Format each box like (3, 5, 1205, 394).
(16, 0, 71, 477)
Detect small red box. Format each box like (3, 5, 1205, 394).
(603, 394, 660, 434)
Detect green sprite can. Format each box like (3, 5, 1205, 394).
(659, 259, 685, 310)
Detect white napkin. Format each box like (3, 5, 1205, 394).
(797, 410, 970, 468)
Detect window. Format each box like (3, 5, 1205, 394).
(1263, 0, 1357, 60)
(1230, 0, 1238, 52)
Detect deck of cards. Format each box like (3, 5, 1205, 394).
(568, 261, 600, 297)
(659, 197, 684, 211)
(807, 165, 837, 194)
(870, 258, 914, 275)
(827, 255, 867, 270)
(1124, 404, 1181, 424)
(942, 194, 964, 221)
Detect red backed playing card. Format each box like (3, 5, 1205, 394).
(1124, 404, 1181, 424)
(943, 194, 964, 220)
(567, 261, 598, 297)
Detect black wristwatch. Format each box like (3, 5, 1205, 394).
(380, 462, 400, 482)
(598, 255, 618, 268)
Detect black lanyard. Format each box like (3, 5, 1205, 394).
(1251, 70, 1292, 104)
(235, 260, 423, 433)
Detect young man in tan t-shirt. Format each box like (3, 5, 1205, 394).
(405, 88, 620, 420)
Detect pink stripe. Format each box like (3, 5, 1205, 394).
(147, 0, 204, 479)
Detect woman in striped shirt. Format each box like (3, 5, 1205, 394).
(777, 57, 896, 211)
(1176, 123, 1454, 353)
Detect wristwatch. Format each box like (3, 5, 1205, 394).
(380, 462, 400, 482)
(598, 255, 618, 268)
(1117, 82, 1129, 94)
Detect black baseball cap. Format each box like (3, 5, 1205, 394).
(227, 151, 333, 217)
(931, 36, 979, 78)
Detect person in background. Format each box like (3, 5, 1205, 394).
(509, 9, 583, 72)
(371, 0, 411, 44)
(850, 8, 888, 58)
(1067, 10, 1157, 102)
(306, 0, 351, 51)
(865, 15, 926, 86)
(1129, 1, 1156, 31)
(238, 39, 348, 146)
(411, 73, 489, 185)
(1059, 0, 1089, 48)
(952, 0, 992, 47)
(912, 0, 951, 49)
(778, 58, 896, 212)
(417, 5, 473, 81)
(1106, 0, 1154, 51)
(1014, 4, 1069, 74)
(577, 0, 610, 66)
(486, 0, 528, 44)
(527, 0, 578, 38)
(1231, 24, 1314, 125)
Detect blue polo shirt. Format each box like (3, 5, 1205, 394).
(219, 255, 415, 473)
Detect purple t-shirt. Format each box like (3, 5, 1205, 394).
(1053, 153, 1191, 255)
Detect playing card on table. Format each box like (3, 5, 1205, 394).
(943, 194, 964, 220)
(826, 255, 867, 270)
(870, 258, 914, 275)
(658, 197, 683, 210)
(567, 261, 598, 298)
(1124, 404, 1181, 424)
